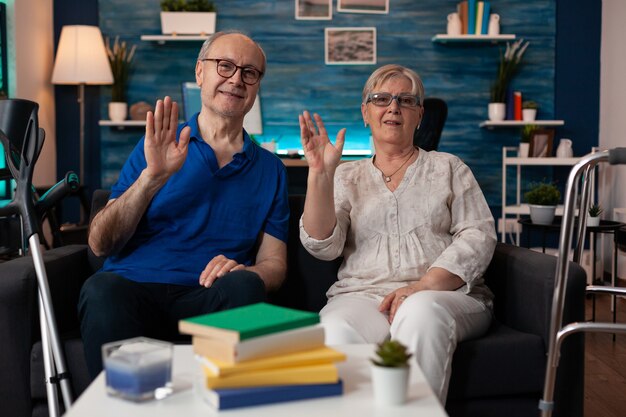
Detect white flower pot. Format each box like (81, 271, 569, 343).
(160, 12, 216, 35)
(518, 143, 530, 158)
(587, 215, 600, 227)
(522, 108, 537, 122)
(370, 364, 410, 406)
(108, 102, 128, 122)
(529, 204, 556, 225)
(488, 103, 506, 122)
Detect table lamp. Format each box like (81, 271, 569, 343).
(51, 25, 113, 188)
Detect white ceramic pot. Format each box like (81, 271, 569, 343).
(488, 13, 500, 35)
(529, 205, 556, 225)
(160, 12, 216, 35)
(370, 364, 410, 406)
(108, 102, 128, 122)
(447, 12, 462, 36)
(587, 215, 600, 227)
(522, 108, 537, 122)
(556, 139, 574, 158)
(518, 143, 530, 158)
(488, 103, 506, 121)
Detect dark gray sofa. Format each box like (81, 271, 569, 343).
(0, 192, 586, 417)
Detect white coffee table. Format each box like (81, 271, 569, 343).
(64, 344, 448, 416)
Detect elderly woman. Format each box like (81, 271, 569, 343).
(298, 64, 496, 403)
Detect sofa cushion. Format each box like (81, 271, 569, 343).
(447, 321, 546, 400)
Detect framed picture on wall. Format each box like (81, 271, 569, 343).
(528, 129, 555, 158)
(325, 27, 377, 65)
(337, 0, 389, 14)
(295, 0, 332, 20)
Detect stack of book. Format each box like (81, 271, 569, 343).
(457, 0, 492, 35)
(179, 302, 346, 410)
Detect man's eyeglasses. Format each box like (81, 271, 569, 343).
(201, 58, 264, 85)
(366, 93, 421, 108)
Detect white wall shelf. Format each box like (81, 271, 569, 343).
(480, 120, 565, 128)
(431, 34, 515, 43)
(140, 34, 210, 44)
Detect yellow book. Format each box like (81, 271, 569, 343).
(199, 346, 346, 377)
(475, 1, 484, 35)
(202, 363, 339, 389)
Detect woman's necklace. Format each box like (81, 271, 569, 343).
(374, 147, 416, 183)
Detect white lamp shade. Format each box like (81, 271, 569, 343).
(51, 25, 113, 85)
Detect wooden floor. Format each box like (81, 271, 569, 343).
(584, 294, 626, 417)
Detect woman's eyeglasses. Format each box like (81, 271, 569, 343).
(366, 93, 421, 108)
(201, 58, 264, 85)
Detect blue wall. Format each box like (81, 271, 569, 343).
(53, 0, 600, 214)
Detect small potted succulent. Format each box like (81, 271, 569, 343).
(160, 0, 217, 35)
(519, 124, 537, 157)
(525, 180, 561, 225)
(522, 100, 538, 122)
(106, 37, 136, 122)
(587, 204, 603, 227)
(370, 339, 412, 405)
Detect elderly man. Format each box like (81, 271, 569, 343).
(79, 31, 289, 377)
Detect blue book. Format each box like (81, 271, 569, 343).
(481, 1, 491, 34)
(201, 380, 344, 410)
(506, 88, 515, 120)
(468, 0, 476, 35)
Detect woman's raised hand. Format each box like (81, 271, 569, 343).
(144, 96, 191, 185)
(299, 111, 345, 174)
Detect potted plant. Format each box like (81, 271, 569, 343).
(587, 204, 603, 227)
(489, 39, 530, 121)
(160, 0, 217, 36)
(106, 37, 136, 122)
(522, 101, 538, 122)
(370, 339, 412, 405)
(524, 180, 561, 225)
(519, 124, 537, 157)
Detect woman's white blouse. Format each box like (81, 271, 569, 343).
(300, 150, 497, 306)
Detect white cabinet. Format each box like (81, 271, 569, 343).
(500, 146, 584, 244)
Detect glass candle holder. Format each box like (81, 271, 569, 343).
(102, 337, 173, 402)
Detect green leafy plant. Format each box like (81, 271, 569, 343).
(371, 339, 412, 368)
(161, 0, 216, 12)
(106, 37, 136, 103)
(588, 204, 603, 217)
(490, 39, 530, 103)
(524, 181, 561, 206)
(520, 124, 537, 144)
(522, 100, 538, 110)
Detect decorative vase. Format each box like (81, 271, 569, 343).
(522, 108, 537, 122)
(108, 102, 128, 122)
(529, 205, 556, 225)
(519, 143, 530, 158)
(370, 364, 410, 406)
(447, 13, 462, 36)
(488, 103, 506, 122)
(556, 139, 573, 158)
(160, 12, 216, 35)
(488, 14, 500, 35)
(587, 215, 600, 227)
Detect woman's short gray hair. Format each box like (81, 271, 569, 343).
(361, 64, 425, 106)
(197, 30, 267, 72)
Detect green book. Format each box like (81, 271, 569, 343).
(179, 303, 319, 343)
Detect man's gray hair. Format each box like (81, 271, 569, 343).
(197, 30, 267, 72)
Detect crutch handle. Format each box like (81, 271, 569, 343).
(35, 171, 79, 217)
(608, 147, 626, 165)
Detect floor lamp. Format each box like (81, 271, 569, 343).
(51, 25, 112, 221)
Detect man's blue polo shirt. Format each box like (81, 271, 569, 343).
(101, 113, 289, 286)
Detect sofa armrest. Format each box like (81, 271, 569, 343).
(486, 243, 586, 343)
(0, 244, 91, 417)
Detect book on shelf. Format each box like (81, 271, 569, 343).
(467, 0, 476, 34)
(475, 1, 484, 35)
(192, 324, 325, 363)
(199, 380, 344, 410)
(198, 345, 346, 377)
(457, 1, 468, 34)
(202, 362, 339, 389)
(506, 88, 515, 120)
(481, 1, 491, 34)
(179, 302, 319, 343)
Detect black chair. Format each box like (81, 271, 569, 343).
(414, 97, 448, 151)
